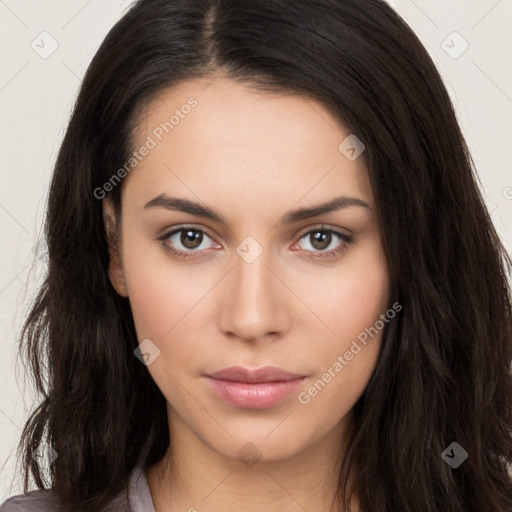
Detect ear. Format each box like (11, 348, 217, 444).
(103, 198, 129, 297)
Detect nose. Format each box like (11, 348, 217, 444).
(217, 244, 291, 343)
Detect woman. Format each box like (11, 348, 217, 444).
(2, 0, 511, 511)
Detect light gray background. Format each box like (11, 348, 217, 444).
(0, 0, 511, 501)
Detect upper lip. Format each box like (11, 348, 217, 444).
(206, 366, 306, 383)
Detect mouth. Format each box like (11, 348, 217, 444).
(204, 366, 308, 409)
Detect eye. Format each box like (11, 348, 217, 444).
(293, 226, 353, 259)
(157, 225, 220, 259)
(157, 224, 353, 260)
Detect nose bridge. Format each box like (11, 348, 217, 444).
(218, 237, 287, 341)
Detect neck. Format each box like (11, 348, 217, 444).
(146, 410, 361, 512)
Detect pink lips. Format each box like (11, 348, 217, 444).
(205, 366, 307, 409)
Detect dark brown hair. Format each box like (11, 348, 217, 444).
(16, 0, 512, 510)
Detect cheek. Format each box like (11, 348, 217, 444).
(121, 234, 213, 341)
(121, 243, 213, 399)
(297, 242, 389, 406)
(300, 238, 390, 355)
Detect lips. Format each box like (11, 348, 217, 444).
(205, 366, 307, 409)
(207, 365, 305, 383)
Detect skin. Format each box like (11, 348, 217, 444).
(104, 76, 390, 512)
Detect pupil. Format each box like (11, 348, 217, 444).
(181, 230, 202, 249)
(312, 231, 330, 250)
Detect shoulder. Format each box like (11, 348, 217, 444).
(0, 489, 61, 511)
(0, 467, 153, 512)
(0, 490, 130, 512)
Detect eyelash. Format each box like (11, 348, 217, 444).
(157, 224, 353, 260)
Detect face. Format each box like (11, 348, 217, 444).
(105, 76, 390, 464)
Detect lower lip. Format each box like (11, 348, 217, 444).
(205, 376, 306, 409)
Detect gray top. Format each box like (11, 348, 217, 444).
(0, 466, 156, 512)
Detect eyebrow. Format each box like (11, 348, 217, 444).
(143, 194, 372, 226)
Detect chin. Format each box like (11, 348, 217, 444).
(200, 421, 321, 465)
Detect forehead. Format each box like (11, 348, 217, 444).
(124, 76, 373, 210)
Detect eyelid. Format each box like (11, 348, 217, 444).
(295, 223, 351, 239)
(159, 223, 219, 243)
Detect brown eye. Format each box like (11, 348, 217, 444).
(309, 231, 332, 251)
(180, 229, 203, 249)
(158, 226, 220, 259)
(295, 227, 353, 259)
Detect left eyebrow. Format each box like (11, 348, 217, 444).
(143, 194, 372, 227)
(280, 195, 372, 224)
